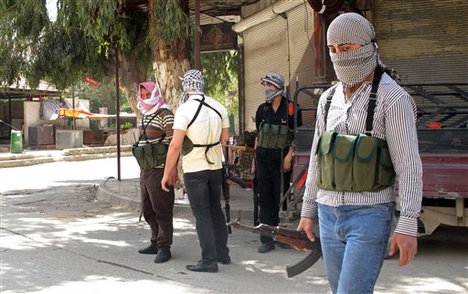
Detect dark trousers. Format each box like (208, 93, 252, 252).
(184, 169, 229, 265)
(256, 149, 290, 244)
(140, 168, 175, 248)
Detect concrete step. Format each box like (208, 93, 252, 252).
(0, 146, 133, 168)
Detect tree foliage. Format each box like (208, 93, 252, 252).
(202, 50, 239, 115)
(0, 0, 50, 87)
(0, 0, 238, 121)
(150, 0, 192, 45)
(69, 79, 131, 115)
(0, 0, 154, 89)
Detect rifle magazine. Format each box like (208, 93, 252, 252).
(286, 249, 322, 278)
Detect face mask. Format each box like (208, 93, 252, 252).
(138, 95, 159, 106)
(264, 86, 283, 103)
(330, 43, 377, 87)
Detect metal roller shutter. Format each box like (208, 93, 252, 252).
(287, 3, 323, 125)
(243, 16, 288, 131)
(374, 0, 468, 83)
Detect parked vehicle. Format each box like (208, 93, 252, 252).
(282, 82, 468, 235)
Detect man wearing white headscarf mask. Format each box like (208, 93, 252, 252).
(297, 13, 422, 293)
(162, 69, 231, 273)
(134, 81, 175, 264)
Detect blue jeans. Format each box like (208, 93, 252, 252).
(184, 169, 229, 265)
(318, 203, 394, 294)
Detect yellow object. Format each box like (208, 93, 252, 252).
(57, 109, 93, 118)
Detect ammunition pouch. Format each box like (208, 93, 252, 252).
(182, 135, 220, 164)
(257, 122, 292, 149)
(316, 131, 396, 192)
(182, 136, 194, 156)
(132, 142, 168, 170)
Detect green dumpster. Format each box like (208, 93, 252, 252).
(10, 130, 23, 153)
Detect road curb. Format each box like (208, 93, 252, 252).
(96, 176, 194, 216)
(0, 146, 133, 168)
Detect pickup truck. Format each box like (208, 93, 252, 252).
(284, 82, 468, 235)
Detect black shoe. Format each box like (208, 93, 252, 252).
(154, 248, 171, 263)
(258, 242, 275, 253)
(186, 262, 218, 273)
(275, 241, 291, 249)
(138, 243, 158, 254)
(217, 255, 231, 265)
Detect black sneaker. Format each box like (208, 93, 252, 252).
(258, 242, 275, 253)
(154, 248, 171, 263)
(186, 262, 218, 273)
(138, 243, 158, 254)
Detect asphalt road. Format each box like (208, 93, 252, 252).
(1, 158, 467, 293)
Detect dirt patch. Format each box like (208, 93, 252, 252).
(2, 185, 114, 219)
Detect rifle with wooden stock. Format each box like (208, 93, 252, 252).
(228, 217, 322, 278)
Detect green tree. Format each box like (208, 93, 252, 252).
(69, 79, 131, 115)
(201, 50, 239, 115)
(0, 0, 191, 115)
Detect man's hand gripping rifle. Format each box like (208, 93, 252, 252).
(228, 216, 322, 278)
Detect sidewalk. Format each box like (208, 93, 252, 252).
(1, 145, 257, 221)
(96, 175, 257, 222)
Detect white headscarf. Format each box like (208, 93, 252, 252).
(137, 82, 170, 115)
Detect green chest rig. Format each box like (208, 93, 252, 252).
(257, 99, 293, 150)
(316, 66, 396, 192)
(182, 95, 222, 164)
(131, 109, 169, 170)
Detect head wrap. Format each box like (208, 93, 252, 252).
(179, 69, 205, 104)
(260, 72, 285, 103)
(261, 72, 284, 89)
(137, 81, 169, 115)
(327, 13, 378, 87)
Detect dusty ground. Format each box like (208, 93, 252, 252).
(1, 185, 117, 219)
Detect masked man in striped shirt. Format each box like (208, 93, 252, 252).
(135, 81, 175, 264)
(297, 13, 423, 293)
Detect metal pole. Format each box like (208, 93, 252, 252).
(8, 96, 12, 132)
(238, 44, 245, 136)
(115, 46, 121, 181)
(194, 0, 201, 69)
(72, 85, 76, 130)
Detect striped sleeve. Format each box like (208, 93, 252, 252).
(161, 112, 174, 145)
(301, 91, 328, 219)
(384, 89, 423, 236)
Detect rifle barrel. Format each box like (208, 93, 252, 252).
(228, 219, 276, 239)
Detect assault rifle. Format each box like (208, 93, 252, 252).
(222, 163, 247, 233)
(228, 217, 322, 278)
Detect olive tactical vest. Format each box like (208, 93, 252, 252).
(131, 109, 169, 170)
(257, 123, 292, 149)
(316, 67, 396, 192)
(257, 100, 294, 150)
